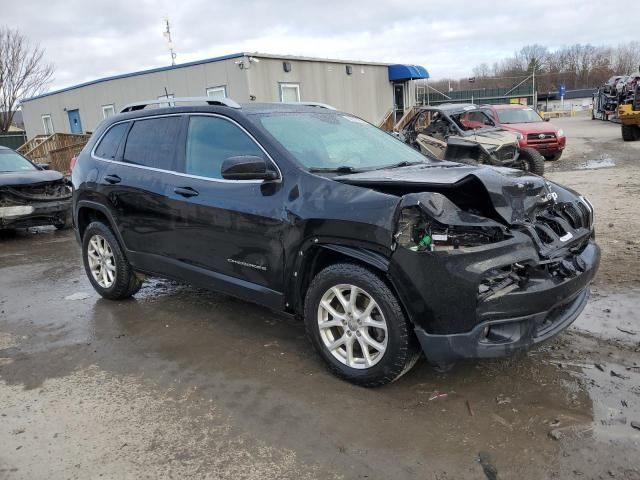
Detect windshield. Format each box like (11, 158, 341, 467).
(496, 107, 543, 124)
(449, 110, 496, 131)
(0, 150, 37, 172)
(254, 112, 428, 171)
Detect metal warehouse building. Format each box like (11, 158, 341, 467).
(20, 52, 428, 139)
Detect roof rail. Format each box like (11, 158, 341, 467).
(296, 102, 337, 110)
(119, 96, 241, 113)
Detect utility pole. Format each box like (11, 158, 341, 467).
(532, 64, 536, 108)
(163, 18, 177, 66)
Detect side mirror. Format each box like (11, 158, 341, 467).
(221, 155, 278, 181)
(36, 163, 50, 170)
(544, 117, 550, 122)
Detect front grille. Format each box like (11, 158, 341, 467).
(495, 145, 517, 161)
(527, 132, 556, 141)
(526, 132, 557, 145)
(520, 200, 592, 258)
(557, 202, 592, 230)
(576, 201, 592, 228)
(1, 183, 71, 202)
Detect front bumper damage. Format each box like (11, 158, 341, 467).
(409, 240, 599, 368)
(0, 184, 72, 229)
(387, 187, 600, 368)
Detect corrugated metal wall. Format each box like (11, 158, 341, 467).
(20, 55, 396, 139)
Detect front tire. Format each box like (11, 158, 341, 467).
(82, 221, 142, 300)
(518, 147, 545, 175)
(621, 124, 639, 141)
(304, 263, 421, 387)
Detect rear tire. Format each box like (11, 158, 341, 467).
(544, 152, 563, 161)
(304, 263, 421, 387)
(518, 147, 545, 176)
(621, 124, 639, 141)
(82, 221, 142, 300)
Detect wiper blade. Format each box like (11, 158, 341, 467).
(376, 160, 423, 170)
(308, 166, 360, 173)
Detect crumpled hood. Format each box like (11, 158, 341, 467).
(335, 162, 558, 225)
(462, 129, 520, 147)
(0, 170, 65, 187)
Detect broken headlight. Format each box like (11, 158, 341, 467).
(395, 206, 507, 252)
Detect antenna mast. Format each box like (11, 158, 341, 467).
(163, 18, 177, 66)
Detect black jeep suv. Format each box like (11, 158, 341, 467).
(72, 98, 600, 386)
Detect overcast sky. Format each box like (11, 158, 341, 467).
(3, 0, 638, 92)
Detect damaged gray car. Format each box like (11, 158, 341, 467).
(0, 146, 72, 230)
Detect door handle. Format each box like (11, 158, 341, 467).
(104, 174, 121, 184)
(174, 186, 199, 198)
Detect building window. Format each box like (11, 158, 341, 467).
(157, 94, 174, 108)
(280, 83, 300, 103)
(346, 65, 353, 75)
(102, 104, 115, 119)
(206, 86, 227, 100)
(42, 114, 54, 135)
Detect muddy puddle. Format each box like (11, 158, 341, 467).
(575, 156, 616, 170)
(572, 288, 640, 345)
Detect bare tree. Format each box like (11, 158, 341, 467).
(613, 41, 640, 74)
(518, 44, 549, 72)
(0, 26, 54, 132)
(466, 42, 640, 92)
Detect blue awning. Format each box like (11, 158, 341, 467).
(388, 64, 429, 82)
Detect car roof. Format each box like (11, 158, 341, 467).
(240, 103, 340, 114)
(104, 101, 343, 125)
(417, 103, 478, 114)
(487, 104, 531, 110)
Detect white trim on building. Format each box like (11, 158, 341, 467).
(101, 104, 115, 119)
(206, 85, 227, 99)
(41, 114, 54, 135)
(280, 83, 301, 103)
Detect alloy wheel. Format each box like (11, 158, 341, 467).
(317, 284, 388, 369)
(87, 234, 116, 288)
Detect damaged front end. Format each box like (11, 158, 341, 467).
(379, 173, 600, 368)
(0, 180, 72, 229)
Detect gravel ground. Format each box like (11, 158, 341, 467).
(1, 115, 639, 479)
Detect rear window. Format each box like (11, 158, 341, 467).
(94, 123, 129, 160)
(123, 117, 181, 171)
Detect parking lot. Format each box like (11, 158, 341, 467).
(1, 115, 639, 479)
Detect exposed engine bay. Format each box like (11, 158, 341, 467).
(0, 179, 72, 229)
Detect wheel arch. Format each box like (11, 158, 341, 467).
(75, 201, 125, 249)
(290, 242, 412, 319)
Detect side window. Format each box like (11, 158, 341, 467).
(185, 116, 265, 179)
(94, 123, 129, 160)
(123, 117, 181, 170)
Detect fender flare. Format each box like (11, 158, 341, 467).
(288, 240, 391, 314)
(319, 244, 390, 272)
(75, 200, 126, 249)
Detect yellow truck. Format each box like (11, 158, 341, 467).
(619, 85, 640, 141)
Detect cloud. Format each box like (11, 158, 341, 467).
(3, 0, 637, 91)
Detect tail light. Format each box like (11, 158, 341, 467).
(70, 155, 78, 171)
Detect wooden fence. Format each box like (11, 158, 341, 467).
(18, 133, 90, 172)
